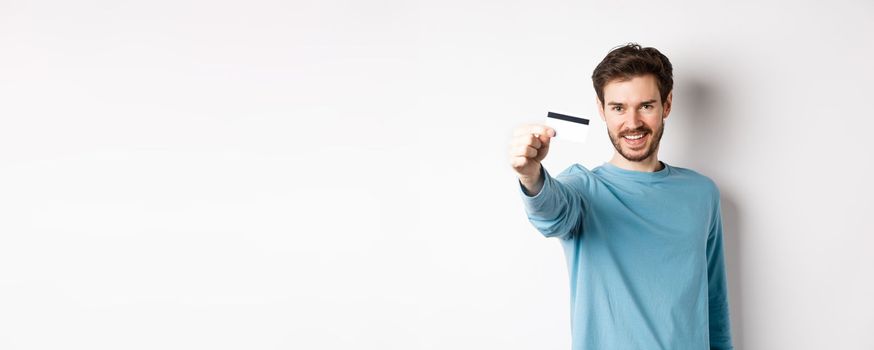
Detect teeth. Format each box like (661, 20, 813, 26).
(624, 134, 644, 140)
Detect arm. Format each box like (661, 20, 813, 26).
(707, 198, 734, 350)
(518, 164, 584, 240)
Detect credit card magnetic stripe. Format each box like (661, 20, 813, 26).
(547, 112, 589, 125)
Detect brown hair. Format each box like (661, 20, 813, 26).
(592, 43, 673, 106)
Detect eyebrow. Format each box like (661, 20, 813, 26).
(607, 99, 658, 106)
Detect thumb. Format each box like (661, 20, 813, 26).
(539, 129, 555, 145)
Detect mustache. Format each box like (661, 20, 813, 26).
(618, 126, 652, 137)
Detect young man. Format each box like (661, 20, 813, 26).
(509, 43, 733, 349)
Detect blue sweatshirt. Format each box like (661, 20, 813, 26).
(519, 161, 733, 350)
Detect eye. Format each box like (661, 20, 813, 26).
(611, 106, 623, 112)
(642, 104, 653, 110)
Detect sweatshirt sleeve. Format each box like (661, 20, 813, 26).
(517, 165, 585, 240)
(706, 195, 734, 350)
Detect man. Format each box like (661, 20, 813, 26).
(509, 43, 733, 349)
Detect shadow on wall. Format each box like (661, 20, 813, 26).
(678, 77, 745, 348)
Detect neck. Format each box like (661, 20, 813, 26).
(609, 152, 663, 172)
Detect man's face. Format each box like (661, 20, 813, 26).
(597, 74, 672, 162)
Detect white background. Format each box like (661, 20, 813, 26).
(1, 0, 873, 349)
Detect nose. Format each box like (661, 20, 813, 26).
(625, 110, 644, 130)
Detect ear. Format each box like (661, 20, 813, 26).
(596, 96, 606, 121)
(662, 90, 673, 120)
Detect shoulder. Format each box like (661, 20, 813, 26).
(557, 163, 596, 179)
(669, 164, 721, 197)
(554, 163, 597, 187)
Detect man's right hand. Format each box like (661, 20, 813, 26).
(509, 124, 556, 195)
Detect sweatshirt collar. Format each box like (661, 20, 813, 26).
(599, 161, 672, 181)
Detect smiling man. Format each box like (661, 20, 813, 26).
(509, 43, 733, 349)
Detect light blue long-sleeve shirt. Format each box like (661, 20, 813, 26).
(519, 161, 732, 350)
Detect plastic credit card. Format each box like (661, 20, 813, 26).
(545, 112, 590, 143)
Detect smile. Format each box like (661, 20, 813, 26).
(622, 133, 648, 146)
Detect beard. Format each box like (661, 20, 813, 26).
(607, 117, 665, 162)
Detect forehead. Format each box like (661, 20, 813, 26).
(603, 74, 661, 104)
